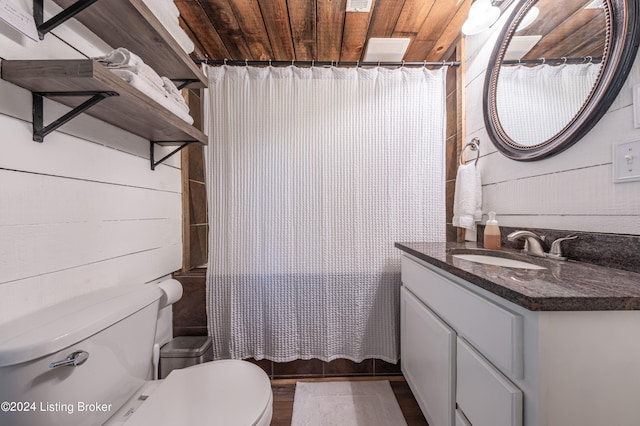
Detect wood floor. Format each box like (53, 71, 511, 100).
(270, 377, 429, 426)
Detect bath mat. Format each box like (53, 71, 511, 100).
(291, 381, 408, 426)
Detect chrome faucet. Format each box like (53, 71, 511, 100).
(507, 230, 577, 260)
(506, 230, 547, 258)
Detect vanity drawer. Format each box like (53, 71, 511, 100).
(457, 337, 522, 426)
(401, 255, 523, 378)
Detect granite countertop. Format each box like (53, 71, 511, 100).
(395, 242, 640, 311)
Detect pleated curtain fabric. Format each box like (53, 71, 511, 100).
(496, 63, 601, 146)
(205, 65, 446, 362)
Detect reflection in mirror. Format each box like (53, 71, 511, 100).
(484, 0, 640, 161)
(496, 0, 607, 147)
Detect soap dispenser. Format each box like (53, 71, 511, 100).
(484, 211, 501, 250)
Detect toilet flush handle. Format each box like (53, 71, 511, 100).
(49, 350, 89, 369)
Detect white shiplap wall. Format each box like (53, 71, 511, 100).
(0, 1, 183, 324)
(465, 11, 640, 236)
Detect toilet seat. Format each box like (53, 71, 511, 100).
(124, 360, 272, 426)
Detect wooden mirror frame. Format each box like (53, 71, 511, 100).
(484, 0, 640, 161)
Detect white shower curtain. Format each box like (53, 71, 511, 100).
(496, 63, 601, 146)
(205, 65, 446, 363)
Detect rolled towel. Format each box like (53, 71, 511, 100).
(452, 163, 482, 231)
(95, 48, 165, 90)
(95, 47, 142, 70)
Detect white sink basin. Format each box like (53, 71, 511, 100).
(453, 254, 546, 270)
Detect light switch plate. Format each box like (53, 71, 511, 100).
(613, 140, 640, 183)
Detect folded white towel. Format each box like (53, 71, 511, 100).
(161, 77, 189, 113)
(96, 48, 165, 89)
(110, 69, 194, 125)
(140, 0, 195, 54)
(142, 0, 180, 20)
(452, 163, 482, 231)
(167, 23, 195, 54)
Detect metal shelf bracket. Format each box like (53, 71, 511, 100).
(34, 0, 100, 40)
(150, 141, 196, 171)
(32, 91, 119, 143)
(172, 79, 201, 90)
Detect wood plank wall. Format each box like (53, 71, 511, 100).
(181, 90, 208, 270)
(463, 9, 640, 237)
(445, 47, 463, 242)
(0, 1, 183, 323)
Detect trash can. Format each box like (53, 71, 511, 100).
(159, 336, 213, 379)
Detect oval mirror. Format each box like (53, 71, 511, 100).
(484, 0, 640, 161)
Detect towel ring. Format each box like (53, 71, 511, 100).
(459, 138, 480, 166)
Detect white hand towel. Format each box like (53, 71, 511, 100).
(452, 163, 482, 231)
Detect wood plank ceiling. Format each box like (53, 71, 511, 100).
(518, 0, 606, 61)
(175, 0, 474, 63)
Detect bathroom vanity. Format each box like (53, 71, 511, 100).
(396, 242, 640, 426)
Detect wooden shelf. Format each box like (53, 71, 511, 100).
(51, 0, 207, 88)
(1, 59, 207, 146)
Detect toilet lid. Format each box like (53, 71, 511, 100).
(125, 360, 272, 426)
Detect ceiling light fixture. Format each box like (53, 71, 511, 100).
(462, 0, 501, 36)
(346, 0, 373, 12)
(363, 38, 411, 62)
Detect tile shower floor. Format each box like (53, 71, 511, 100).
(269, 377, 428, 425)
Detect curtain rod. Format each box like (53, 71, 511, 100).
(195, 59, 460, 68)
(503, 56, 603, 65)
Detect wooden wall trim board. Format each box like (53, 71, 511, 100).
(181, 89, 208, 271)
(456, 37, 466, 243)
(0, 3, 183, 323)
(181, 130, 192, 271)
(271, 376, 407, 386)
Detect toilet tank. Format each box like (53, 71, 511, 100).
(0, 284, 162, 426)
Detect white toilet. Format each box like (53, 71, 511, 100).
(0, 284, 272, 426)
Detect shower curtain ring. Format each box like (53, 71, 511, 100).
(587, 56, 593, 63)
(269, 59, 272, 66)
(224, 59, 227, 65)
(562, 57, 567, 64)
(245, 59, 248, 66)
(401, 60, 405, 68)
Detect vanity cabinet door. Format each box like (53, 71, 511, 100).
(457, 337, 522, 426)
(401, 287, 455, 426)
